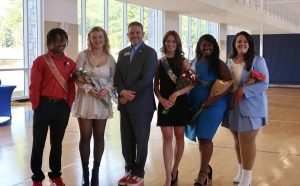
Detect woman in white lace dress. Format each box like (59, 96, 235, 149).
(72, 26, 116, 186)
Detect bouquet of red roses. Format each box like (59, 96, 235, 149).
(231, 70, 266, 107)
(162, 68, 197, 114)
(243, 70, 266, 86)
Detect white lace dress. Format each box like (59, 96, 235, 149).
(72, 51, 116, 119)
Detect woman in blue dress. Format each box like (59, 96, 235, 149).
(185, 34, 231, 186)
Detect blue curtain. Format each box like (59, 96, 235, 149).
(227, 34, 300, 85)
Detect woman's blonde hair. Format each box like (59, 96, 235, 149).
(87, 26, 110, 54)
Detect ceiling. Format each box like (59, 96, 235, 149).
(120, 0, 300, 34)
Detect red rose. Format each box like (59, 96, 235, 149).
(251, 70, 265, 81)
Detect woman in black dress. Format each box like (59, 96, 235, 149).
(154, 30, 193, 186)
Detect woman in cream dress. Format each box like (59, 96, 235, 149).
(72, 26, 116, 186)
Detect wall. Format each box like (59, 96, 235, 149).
(164, 11, 179, 33)
(227, 34, 300, 85)
(44, 0, 77, 24)
(44, 0, 78, 60)
(44, 21, 78, 60)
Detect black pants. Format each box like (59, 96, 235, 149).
(31, 97, 70, 181)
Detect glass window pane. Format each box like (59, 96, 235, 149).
(191, 18, 198, 59)
(0, 0, 23, 69)
(108, 0, 123, 59)
(143, 7, 156, 49)
(86, 0, 104, 31)
(181, 15, 189, 57)
(200, 20, 206, 35)
(0, 70, 24, 97)
(127, 4, 140, 24)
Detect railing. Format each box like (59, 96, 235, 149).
(235, 0, 299, 26)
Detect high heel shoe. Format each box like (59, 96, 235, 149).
(171, 171, 178, 184)
(194, 177, 207, 186)
(194, 170, 208, 186)
(207, 165, 213, 180)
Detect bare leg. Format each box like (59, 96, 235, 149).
(238, 129, 259, 170)
(231, 130, 241, 164)
(161, 127, 173, 186)
(231, 130, 242, 183)
(195, 138, 213, 185)
(171, 126, 184, 177)
(237, 129, 259, 186)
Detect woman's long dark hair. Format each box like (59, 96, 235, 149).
(160, 30, 185, 68)
(230, 31, 256, 71)
(195, 34, 220, 74)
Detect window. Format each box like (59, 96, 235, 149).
(108, 0, 123, 58)
(0, 0, 24, 97)
(79, 0, 163, 59)
(180, 15, 220, 60)
(127, 4, 140, 24)
(86, 0, 104, 31)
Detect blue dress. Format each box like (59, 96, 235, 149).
(185, 60, 227, 141)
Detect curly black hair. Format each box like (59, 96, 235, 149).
(230, 31, 257, 71)
(195, 34, 220, 74)
(46, 28, 68, 50)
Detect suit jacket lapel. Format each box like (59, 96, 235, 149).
(124, 47, 131, 64)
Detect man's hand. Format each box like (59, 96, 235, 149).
(119, 97, 128, 104)
(121, 90, 136, 101)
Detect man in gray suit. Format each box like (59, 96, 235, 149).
(114, 21, 157, 186)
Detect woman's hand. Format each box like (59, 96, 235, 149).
(234, 87, 244, 105)
(88, 88, 98, 97)
(201, 98, 214, 109)
(160, 98, 174, 109)
(97, 89, 109, 99)
(168, 92, 178, 105)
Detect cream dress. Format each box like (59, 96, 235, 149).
(72, 50, 116, 119)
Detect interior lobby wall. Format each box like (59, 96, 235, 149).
(44, 0, 78, 60)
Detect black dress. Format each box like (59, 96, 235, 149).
(157, 57, 190, 126)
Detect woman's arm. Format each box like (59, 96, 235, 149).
(154, 60, 174, 109)
(74, 51, 94, 93)
(202, 60, 233, 108)
(168, 59, 195, 104)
